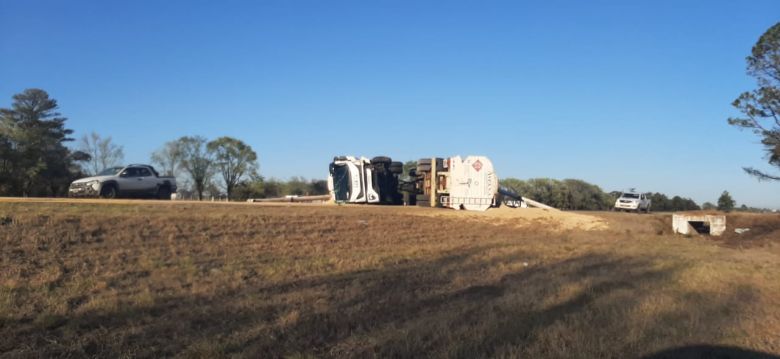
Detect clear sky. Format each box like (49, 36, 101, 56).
(1, 1, 779, 208)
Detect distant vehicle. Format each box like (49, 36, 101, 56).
(614, 192, 651, 213)
(68, 164, 177, 199)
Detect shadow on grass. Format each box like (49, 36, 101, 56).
(642, 345, 780, 359)
(4, 247, 769, 358)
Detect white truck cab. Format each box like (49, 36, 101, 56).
(614, 192, 652, 213)
(328, 156, 403, 204)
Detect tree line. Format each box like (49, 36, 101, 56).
(147, 138, 328, 200)
(0, 88, 766, 207)
(0, 88, 326, 200)
(500, 177, 703, 212)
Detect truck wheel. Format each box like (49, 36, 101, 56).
(100, 184, 117, 199)
(371, 156, 392, 165)
(157, 186, 172, 200)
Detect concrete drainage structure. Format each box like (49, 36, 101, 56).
(672, 214, 726, 236)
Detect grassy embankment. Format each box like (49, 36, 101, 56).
(1, 200, 778, 358)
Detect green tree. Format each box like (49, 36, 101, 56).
(261, 178, 284, 198)
(0, 89, 83, 196)
(177, 136, 213, 201)
(206, 136, 258, 200)
(562, 179, 610, 210)
(702, 202, 716, 210)
(285, 176, 309, 196)
(649, 193, 671, 211)
(717, 191, 736, 212)
(309, 179, 328, 195)
(728, 22, 780, 181)
(500, 178, 528, 194)
(0, 131, 17, 194)
(232, 176, 328, 200)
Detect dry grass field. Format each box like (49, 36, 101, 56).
(1, 199, 779, 358)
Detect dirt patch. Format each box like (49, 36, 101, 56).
(714, 212, 780, 248)
(406, 206, 609, 231)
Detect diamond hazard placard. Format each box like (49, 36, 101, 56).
(472, 160, 483, 172)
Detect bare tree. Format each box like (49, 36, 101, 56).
(79, 132, 124, 175)
(151, 140, 184, 177)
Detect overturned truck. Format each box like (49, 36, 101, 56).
(328, 155, 540, 211)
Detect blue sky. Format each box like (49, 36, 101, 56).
(1, 1, 779, 208)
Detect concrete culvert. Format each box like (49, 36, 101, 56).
(673, 214, 726, 236)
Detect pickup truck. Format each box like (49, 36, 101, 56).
(613, 192, 652, 213)
(68, 164, 177, 199)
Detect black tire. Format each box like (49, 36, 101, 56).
(372, 164, 387, 173)
(389, 166, 403, 174)
(158, 186, 172, 200)
(371, 156, 392, 165)
(100, 184, 118, 199)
